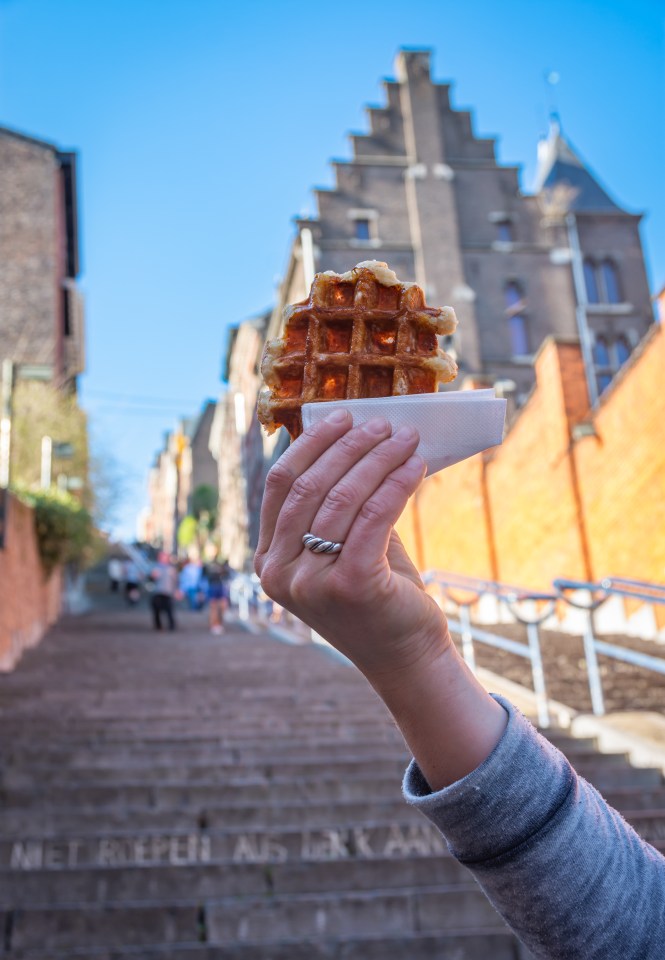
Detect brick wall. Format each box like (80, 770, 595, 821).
(397, 324, 665, 605)
(0, 493, 62, 671)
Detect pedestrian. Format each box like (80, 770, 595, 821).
(179, 555, 204, 610)
(149, 552, 178, 631)
(255, 410, 665, 960)
(203, 558, 231, 635)
(107, 557, 123, 593)
(123, 559, 141, 604)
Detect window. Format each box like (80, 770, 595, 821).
(593, 336, 610, 368)
(508, 315, 529, 356)
(354, 219, 371, 241)
(592, 332, 633, 396)
(615, 335, 631, 366)
(497, 221, 513, 243)
(584, 259, 599, 304)
(600, 260, 620, 304)
(584, 258, 622, 304)
(504, 281, 523, 311)
(504, 282, 528, 356)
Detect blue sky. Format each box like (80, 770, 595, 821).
(0, 0, 663, 538)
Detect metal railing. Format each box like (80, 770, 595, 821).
(423, 572, 555, 728)
(552, 578, 665, 716)
(235, 569, 665, 722)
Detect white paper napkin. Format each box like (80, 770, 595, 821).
(301, 390, 506, 475)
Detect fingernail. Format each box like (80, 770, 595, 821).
(326, 408, 350, 423)
(405, 454, 426, 473)
(364, 417, 390, 434)
(394, 424, 418, 441)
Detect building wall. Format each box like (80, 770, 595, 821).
(0, 494, 62, 671)
(396, 326, 665, 607)
(225, 48, 656, 572)
(0, 133, 58, 369)
(0, 128, 84, 387)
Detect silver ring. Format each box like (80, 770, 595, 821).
(303, 532, 344, 555)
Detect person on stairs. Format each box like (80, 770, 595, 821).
(149, 552, 178, 631)
(254, 409, 665, 960)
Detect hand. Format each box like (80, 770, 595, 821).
(255, 409, 507, 791)
(254, 410, 451, 688)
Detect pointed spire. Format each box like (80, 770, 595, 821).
(535, 116, 621, 212)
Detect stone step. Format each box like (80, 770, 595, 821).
(1, 849, 469, 904)
(1, 930, 526, 960)
(0, 799, 424, 837)
(4, 885, 502, 950)
(1, 757, 410, 786)
(3, 762, 660, 813)
(0, 739, 409, 765)
(2, 818, 446, 871)
(1, 748, 633, 787)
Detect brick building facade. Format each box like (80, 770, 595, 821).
(216, 48, 657, 571)
(0, 126, 84, 390)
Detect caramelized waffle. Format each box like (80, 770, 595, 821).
(257, 261, 458, 439)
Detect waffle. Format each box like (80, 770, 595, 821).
(257, 260, 458, 439)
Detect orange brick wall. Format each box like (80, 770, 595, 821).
(0, 493, 61, 671)
(574, 325, 665, 584)
(397, 325, 664, 596)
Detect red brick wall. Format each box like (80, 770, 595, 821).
(397, 326, 664, 599)
(0, 494, 61, 671)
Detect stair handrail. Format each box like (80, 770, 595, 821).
(552, 576, 665, 716)
(599, 576, 665, 606)
(424, 571, 553, 728)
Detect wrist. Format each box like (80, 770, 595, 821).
(366, 630, 508, 791)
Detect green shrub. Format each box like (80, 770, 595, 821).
(15, 487, 94, 575)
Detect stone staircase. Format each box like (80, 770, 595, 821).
(0, 608, 663, 958)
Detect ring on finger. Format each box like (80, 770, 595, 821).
(302, 533, 344, 555)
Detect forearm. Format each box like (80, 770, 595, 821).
(366, 634, 507, 790)
(403, 696, 665, 959)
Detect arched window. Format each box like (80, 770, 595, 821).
(584, 259, 599, 304)
(504, 281, 523, 311)
(508, 315, 529, 356)
(593, 336, 610, 367)
(615, 335, 631, 366)
(503, 282, 528, 356)
(600, 260, 621, 304)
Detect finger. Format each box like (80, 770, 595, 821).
(269, 417, 394, 564)
(338, 454, 427, 571)
(255, 409, 352, 563)
(301, 425, 420, 566)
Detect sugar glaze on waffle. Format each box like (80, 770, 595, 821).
(258, 261, 458, 439)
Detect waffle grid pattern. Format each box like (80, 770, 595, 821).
(259, 267, 457, 438)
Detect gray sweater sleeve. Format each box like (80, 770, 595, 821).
(402, 695, 665, 960)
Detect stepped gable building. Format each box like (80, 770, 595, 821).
(0, 126, 85, 391)
(216, 47, 656, 568)
(268, 48, 653, 407)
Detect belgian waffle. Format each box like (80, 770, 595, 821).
(257, 261, 458, 439)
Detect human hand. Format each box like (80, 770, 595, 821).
(254, 410, 452, 690)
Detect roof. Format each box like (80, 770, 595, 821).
(535, 118, 622, 213)
(0, 123, 63, 154)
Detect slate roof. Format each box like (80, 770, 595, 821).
(535, 118, 622, 213)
